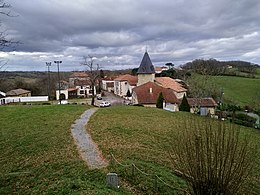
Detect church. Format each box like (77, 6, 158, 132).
(131, 51, 187, 111)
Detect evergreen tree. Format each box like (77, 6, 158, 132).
(179, 94, 190, 112)
(156, 92, 164, 108)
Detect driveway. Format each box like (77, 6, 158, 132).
(95, 91, 129, 106)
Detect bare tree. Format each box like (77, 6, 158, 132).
(81, 55, 100, 105)
(0, 0, 18, 73)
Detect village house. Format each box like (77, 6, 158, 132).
(132, 82, 180, 111)
(74, 80, 96, 98)
(56, 72, 96, 100)
(154, 77, 187, 99)
(69, 71, 89, 87)
(114, 74, 138, 97)
(102, 77, 116, 92)
(187, 97, 218, 116)
(6, 88, 31, 97)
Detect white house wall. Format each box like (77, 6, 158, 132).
(56, 89, 69, 100)
(174, 91, 186, 99)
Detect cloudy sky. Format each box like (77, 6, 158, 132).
(1, 0, 260, 71)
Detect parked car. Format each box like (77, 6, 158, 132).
(97, 95, 102, 100)
(99, 101, 111, 107)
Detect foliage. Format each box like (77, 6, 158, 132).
(169, 119, 257, 195)
(0, 105, 128, 194)
(187, 74, 220, 100)
(182, 59, 258, 77)
(131, 68, 139, 76)
(156, 92, 164, 108)
(179, 94, 190, 112)
(159, 69, 177, 78)
(165, 62, 174, 69)
(88, 106, 260, 194)
(232, 113, 257, 128)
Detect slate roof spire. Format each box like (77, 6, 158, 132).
(137, 51, 155, 74)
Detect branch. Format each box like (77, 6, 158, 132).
(0, 2, 18, 17)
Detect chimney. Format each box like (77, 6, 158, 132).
(149, 87, 152, 94)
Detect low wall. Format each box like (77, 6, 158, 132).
(0, 96, 48, 105)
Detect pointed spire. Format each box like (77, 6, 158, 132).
(137, 51, 155, 74)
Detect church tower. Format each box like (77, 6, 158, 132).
(137, 51, 155, 86)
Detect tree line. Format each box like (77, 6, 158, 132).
(182, 58, 259, 76)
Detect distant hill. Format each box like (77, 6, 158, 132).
(182, 59, 259, 77)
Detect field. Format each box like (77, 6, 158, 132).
(88, 106, 260, 194)
(0, 105, 127, 194)
(1, 105, 259, 194)
(212, 70, 260, 107)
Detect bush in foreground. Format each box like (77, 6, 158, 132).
(169, 119, 257, 194)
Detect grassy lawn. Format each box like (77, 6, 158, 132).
(1, 105, 259, 194)
(213, 76, 260, 106)
(0, 105, 127, 194)
(88, 106, 260, 194)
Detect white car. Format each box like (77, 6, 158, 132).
(99, 101, 111, 107)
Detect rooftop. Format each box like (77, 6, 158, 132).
(6, 88, 31, 96)
(114, 74, 138, 86)
(137, 52, 155, 74)
(187, 97, 218, 107)
(133, 81, 179, 104)
(70, 72, 88, 78)
(155, 77, 187, 92)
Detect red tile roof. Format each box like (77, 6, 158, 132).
(70, 72, 88, 78)
(187, 98, 217, 107)
(102, 76, 117, 81)
(133, 82, 179, 104)
(114, 74, 138, 86)
(68, 88, 78, 92)
(155, 77, 187, 92)
(74, 80, 91, 86)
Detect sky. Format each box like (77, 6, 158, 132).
(1, 0, 260, 71)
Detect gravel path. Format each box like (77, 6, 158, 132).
(71, 108, 108, 169)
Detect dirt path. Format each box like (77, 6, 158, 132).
(71, 108, 108, 169)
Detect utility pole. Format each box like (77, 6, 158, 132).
(46, 62, 51, 101)
(54, 61, 62, 104)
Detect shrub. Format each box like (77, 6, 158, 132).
(169, 119, 256, 194)
(231, 113, 257, 128)
(156, 92, 164, 109)
(179, 94, 190, 112)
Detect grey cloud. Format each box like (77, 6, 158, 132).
(1, 0, 260, 71)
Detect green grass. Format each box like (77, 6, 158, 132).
(0, 105, 127, 194)
(1, 105, 259, 194)
(88, 106, 260, 194)
(213, 75, 260, 106)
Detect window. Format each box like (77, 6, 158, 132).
(80, 90, 84, 94)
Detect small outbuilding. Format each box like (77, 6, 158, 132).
(187, 97, 217, 116)
(6, 88, 31, 97)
